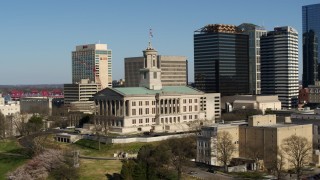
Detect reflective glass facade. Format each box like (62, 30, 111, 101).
(194, 26, 249, 96)
(302, 4, 320, 87)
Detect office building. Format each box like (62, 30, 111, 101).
(94, 43, 221, 134)
(302, 4, 320, 87)
(221, 95, 281, 114)
(72, 44, 112, 89)
(64, 79, 101, 105)
(261, 26, 299, 109)
(125, 55, 187, 87)
(197, 122, 243, 166)
(194, 24, 249, 96)
(238, 23, 267, 95)
(197, 115, 313, 170)
(0, 94, 20, 116)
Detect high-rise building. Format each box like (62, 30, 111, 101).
(194, 24, 249, 96)
(72, 44, 112, 89)
(64, 79, 101, 105)
(238, 23, 267, 95)
(302, 3, 320, 88)
(261, 26, 299, 109)
(125, 55, 187, 87)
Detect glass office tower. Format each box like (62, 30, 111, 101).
(261, 27, 299, 109)
(302, 3, 320, 87)
(194, 24, 249, 96)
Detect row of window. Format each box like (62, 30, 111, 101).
(132, 118, 156, 124)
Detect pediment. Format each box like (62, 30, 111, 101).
(94, 88, 124, 100)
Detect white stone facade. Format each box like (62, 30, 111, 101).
(94, 90, 220, 134)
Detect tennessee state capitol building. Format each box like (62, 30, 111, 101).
(94, 42, 221, 134)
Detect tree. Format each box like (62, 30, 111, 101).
(26, 115, 43, 134)
(247, 145, 263, 171)
(217, 131, 236, 172)
(0, 112, 6, 139)
(166, 137, 196, 180)
(281, 135, 312, 180)
(265, 147, 285, 179)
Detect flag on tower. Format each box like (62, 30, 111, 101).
(149, 28, 153, 38)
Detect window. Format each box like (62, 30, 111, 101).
(132, 109, 136, 115)
(189, 115, 192, 119)
(194, 115, 198, 119)
(154, 72, 157, 79)
(152, 118, 156, 123)
(132, 119, 136, 124)
(145, 108, 149, 114)
(195, 99, 198, 103)
(183, 115, 187, 120)
(183, 106, 187, 112)
(139, 119, 143, 124)
(189, 99, 192, 103)
(189, 106, 192, 112)
(139, 108, 143, 115)
(152, 101, 156, 105)
(146, 118, 149, 123)
(132, 101, 136, 106)
(183, 99, 186, 103)
(194, 106, 198, 111)
(145, 101, 149, 105)
(152, 108, 156, 114)
(139, 101, 143, 106)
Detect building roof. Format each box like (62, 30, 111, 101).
(112, 86, 203, 96)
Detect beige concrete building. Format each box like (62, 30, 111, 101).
(94, 43, 220, 134)
(221, 95, 281, 113)
(125, 55, 187, 87)
(197, 115, 313, 170)
(72, 44, 112, 89)
(197, 122, 245, 166)
(239, 115, 313, 170)
(64, 79, 101, 105)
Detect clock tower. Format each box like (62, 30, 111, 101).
(139, 42, 162, 90)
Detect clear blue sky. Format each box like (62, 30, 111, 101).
(0, 0, 318, 85)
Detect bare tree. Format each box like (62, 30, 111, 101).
(217, 131, 236, 172)
(265, 147, 285, 179)
(247, 145, 263, 171)
(0, 112, 7, 139)
(281, 135, 312, 180)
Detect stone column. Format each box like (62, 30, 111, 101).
(128, 100, 131, 116)
(103, 100, 106, 116)
(123, 100, 126, 117)
(99, 100, 103, 115)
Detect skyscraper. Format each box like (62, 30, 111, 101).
(261, 26, 299, 109)
(72, 44, 112, 89)
(302, 3, 320, 88)
(125, 55, 187, 87)
(194, 24, 249, 96)
(238, 23, 267, 95)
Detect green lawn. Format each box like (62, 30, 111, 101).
(79, 159, 122, 180)
(0, 139, 28, 180)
